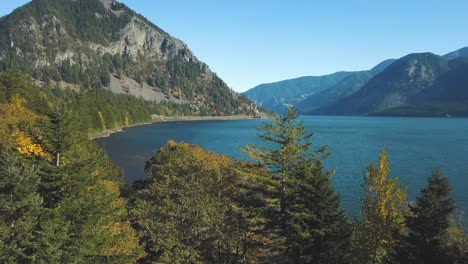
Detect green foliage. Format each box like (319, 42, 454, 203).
(2, 69, 467, 263)
(0, 0, 258, 117)
(395, 170, 461, 263)
(242, 107, 351, 263)
(0, 150, 42, 263)
(0, 76, 144, 262)
(351, 147, 407, 264)
(0, 71, 52, 115)
(5, 0, 132, 44)
(131, 141, 268, 263)
(0, 71, 207, 135)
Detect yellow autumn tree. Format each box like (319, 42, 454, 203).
(124, 115, 130, 127)
(0, 101, 38, 132)
(10, 94, 26, 108)
(351, 146, 407, 264)
(12, 131, 47, 158)
(0, 102, 49, 160)
(98, 111, 106, 130)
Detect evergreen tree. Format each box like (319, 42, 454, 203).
(0, 94, 144, 263)
(49, 105, 67, 167)
(351, 147, 407, 264)
(455, 210, 468, 263)
(0, 149, 42, 263)
(242, 107, 350, 263)
(55, 140, 143, 263)
(33, 208, 70, 263)
(38, 105, 70, 208)
(396, 170, 458, 264)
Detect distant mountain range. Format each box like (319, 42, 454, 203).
(244, 47, 468, 117)
(243, 71, 354, 113)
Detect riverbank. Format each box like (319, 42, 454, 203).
(89, 114, 263, 140)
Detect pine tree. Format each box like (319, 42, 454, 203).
(285, 164, 351, 263)
(0, 149, 42, 263)
(33, 208, 70, 263)
(57, 141, 143, 263)
(396, 170, 458, 264)
(351, 147, 407, 264)
(242, 107, 351, 263)
(49, 105, 67, 167)
(39, 105, 70, 208)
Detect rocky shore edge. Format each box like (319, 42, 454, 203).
(89, 114, 264, 140)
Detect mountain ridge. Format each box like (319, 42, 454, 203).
(244, 46, 468, 117)
(312, 52, 468, 117)
(295, 59, 397, 112)
(243, 71, 354, 113)
(0, 0, 261, 117)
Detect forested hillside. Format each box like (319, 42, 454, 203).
(245, 46, 468, 117)
(1, 80, 467, 262)
(243, 71, 353, 113)
(0, 71, 196, 133)
(0, 1, 467, 263)
(0, 0, 260, 117)
(313, 53, 468, 117)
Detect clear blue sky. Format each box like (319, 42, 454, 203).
(2, 1, 468, 92)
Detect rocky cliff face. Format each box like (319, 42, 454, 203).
(90, 17, 195, 64)
(0, 0, 260, 117)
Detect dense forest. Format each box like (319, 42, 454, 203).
(0, 72, 467, 263)
(0, 71, 203, 133)
(0, 0, 259, 117)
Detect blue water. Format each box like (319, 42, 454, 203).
(96, 116, 468, 215)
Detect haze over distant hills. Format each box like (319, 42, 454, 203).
(243, 71, 354, 113)
(244, 47, 468, 117)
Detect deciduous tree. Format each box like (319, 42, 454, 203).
(351, 147, 407, 264)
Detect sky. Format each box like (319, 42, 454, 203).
(2, 1, 468, 92)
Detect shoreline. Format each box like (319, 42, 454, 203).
(89, 114, 263, 140)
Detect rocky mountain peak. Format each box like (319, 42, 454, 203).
(0, 0, 261, 117)
(100, 0, 116, 9)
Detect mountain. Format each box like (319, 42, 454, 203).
(295, 59, 395, 112)
(243, 59, 396, 114)
(443, 46, 468, 60)
(243, 71, 353, 113)
(246, 45, 468, 117)
(312, 52, 468, 117)
(0, 0, 260, 117)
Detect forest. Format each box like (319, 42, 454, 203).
(0, 71, 467, 263)
(0, 0, 257, 118)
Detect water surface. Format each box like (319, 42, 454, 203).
(97, 116, 468, 215)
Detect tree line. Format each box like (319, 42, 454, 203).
(0, 72, 467, 263)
